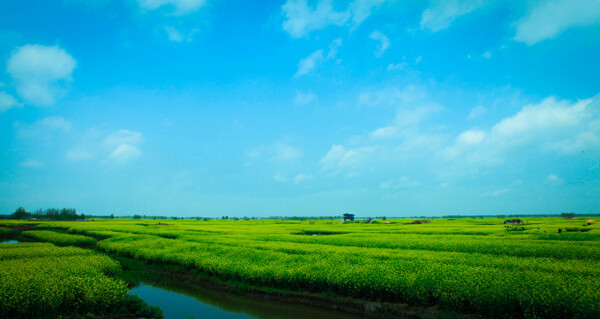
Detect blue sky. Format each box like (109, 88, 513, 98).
(1, 0, 599, 217)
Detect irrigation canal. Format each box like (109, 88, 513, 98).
(129, 281, 365, 319)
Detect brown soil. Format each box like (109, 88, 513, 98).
(0, 224, 35, 230)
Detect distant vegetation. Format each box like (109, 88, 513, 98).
(8, 207, 85, 220)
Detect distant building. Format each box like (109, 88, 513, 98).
(503, 219, 523, 224)
(343, 213, 355, 221)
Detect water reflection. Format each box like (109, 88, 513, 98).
(0, 240, 19, 244)
(130, 283, 364, 319)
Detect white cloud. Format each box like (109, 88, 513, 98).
(103, 129, 143, 149)
(420, 0, 487, 32)
(349, 0, 386, 28)
(273, 173, 288, 183)
(164, 26, 184, 42)
(357, 86, 426, 108)
(318, 87, 458, 177)
(293, 173, 313, 184)
(482, 51, 492, 59)
(369, 126, 399, 139)
(7, 45, 76, 106)
(369, 31, 390, 58)
(444, 96, 600, 164)
(63, 128, 144, 164)
(295, 50, 324, 77)
(380, 176, 422, 189)
(387, 62, 407, 71)
(546, 174, 564, 183)
(16, 116, 72, 138)
(482, 188, 509, 197)
(492, 98, 588, 137)
(66, 148, 93, 161)
(320, 144, 374, 173)
(164, 26, 201, 42)
(40, 117, 72, 132)
(326, 38, 342, 59)
(514, 0, 600, 45)
(281, 0, 386, 38)
(282, 0, 350, 38)
(137, 0, 206, 15)
(468, 105, 486, 119)
(273, 143, 303, 161)
(0, 92, 20, 112)
(295, 38, 342, 77)
(107, 144, 142, 164)
(19, 160, 44, 168)
(295, 91, 316, 105)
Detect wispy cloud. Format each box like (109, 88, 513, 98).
(482, 188, 509, 197)
(136, 0, 206, 15)
(19, 160, 44, 169)
(107, 144, 142, 164)
(295, 50, 324, 77)
(546, 174, 564, 184)
(349, 0, 387, 28)
(380, 176, 422, 189)
(281, 0, 387, 38)
(282, 0, 350, 38)
(164, 26, 201, 42)
(7, 45, 76, 106)
(273, 142, 303, 161)
(15, 116, 72, 138)
(468, 105, 487, 119)
(294, 91, 317, 105)
(420, 0, 487, 32)
(293, 173, 313, 184)
(513, 0, 600, 45)
(295, 38, 342, 77)
(369, 31, 390, 58)
(0, 92, 21, 112)
(387, 62, 407, 72)
(320, 87, 447, 176)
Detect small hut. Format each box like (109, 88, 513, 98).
(503, 219, 523, 224)
(343, 213, 355, 222)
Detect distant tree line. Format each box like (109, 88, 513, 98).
(9, 207, 85, 220)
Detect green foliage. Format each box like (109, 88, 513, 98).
(22, 230, 97, 247)
(10, 207, 85, 220)
(0, 243, 127, 318)
(8, 217, 600, 318)
(0, 227, 16, 235)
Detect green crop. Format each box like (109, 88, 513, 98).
(0, 243, 127, 318)
(22, 230, 97, 247)
(14, 217, 600, 318)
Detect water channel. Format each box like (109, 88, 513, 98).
(129, 281, 365, 319)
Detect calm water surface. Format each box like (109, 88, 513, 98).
(130, 283, 364, 319)
(0, 239, 19, 244)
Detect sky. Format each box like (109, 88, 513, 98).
(1, 0, 599, 217)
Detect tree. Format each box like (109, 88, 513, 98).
(11, 207, 30, 219)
